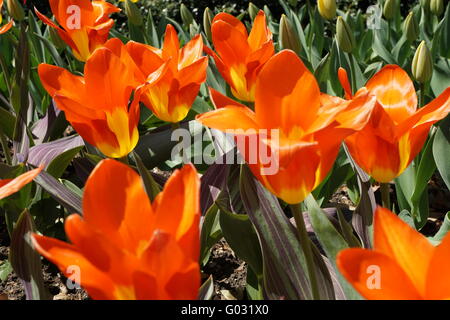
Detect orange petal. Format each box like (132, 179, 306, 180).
(179, 34, 204, 69)
(248, 10, 271, 51)
(125, 40, 165, 78)
(82, 159, 154, 253)
(255, 50, 320, 133)
(426, 231, 450, 299)
(162, 24, 180, 66)
(32, 233, 115, 300)
(373, 207, 434, 295)
(208, 87, 247, 109)
(212, 12, 248, 38)
(337, 248, 422, 300)
(177, 56, 208, 87)
(0, 20, 13, 34)
(366, 65, 417, 123)
(153, 164, 201, 263)
(338, 67, 353, 99)
(196, 106, 259, 132)
(0, 167, 42, 200)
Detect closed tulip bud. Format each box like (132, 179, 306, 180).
(263, 5, 273, 20)
(412, 41, 433, 83)
(249, 2, 259, 21)
(279, 14, 301, 55)
(430, 0, 444, 16)
(420, 0, 430, 11)
(124, 0, 143, 26)
(318, 0, 337, 20)
(288, 0, 299, 7)
(6, 0, 25, 21)
(403, 12, 419, 43)
(203, 7, 213, 42)
(336, 16, 356, 53)
(383, 0, 397, 20)
(180, 3, 194, 27)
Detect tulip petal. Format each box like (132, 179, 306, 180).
(0, 20, 13, 34)
(125, 40, 165, 77)
(179, 34, 204, 69)
(255, 50, 320, 133)
(208, 87, 247, 109)
(374, 207, 434, 295)
(366, 65, 417, 123)
(82, 159, 154, 253)
(0, 167, 42, 200)
(338, 67, 353, 99)
(426, 232, 450, 299)
(212, 12, 248, 38)
(196, 106, 259, 132)
(153, 164, 200, 262)
(336, 248, 422, 300)
(248, 11, 271, 51)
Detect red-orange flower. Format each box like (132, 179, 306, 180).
(197, 50, 372, 204)
(121, 25, 208, 123)
(337, 207, 450, 300)
(32, 159, 201, 300)
(35, 0, 120, 61)
(0, 166, 42, 200)
(0, 0, 13, 34)
(205, 10, 274, 102)
(38, 39, 166, 158)
(339, 66, 450, 182)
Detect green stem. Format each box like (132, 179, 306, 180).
(380, 183, 391, 210)
(347, 52, 357, 95)
(0, 128, 11, 165)
(419, 83, 426, 108)
(119, 155, 129, 165)
(291, 203, 320, 300)
(0, 55, 11, 95)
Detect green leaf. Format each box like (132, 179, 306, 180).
(200, 204, 222, 266)
(198, 275, 214, 300)
(0, 260, 12, 282)
(46, 146, 83, 179)
(132, 152, 161, 201)
(304, 195, 362, 300)
(0, 107, 16, 139)
(433, 109, 450, 191)
(431, 212, 450, 243)
(9, 210, 50, 300)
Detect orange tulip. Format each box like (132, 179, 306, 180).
(121, 25, 208, 123)
(32, 159, 201, 300)
(0, 0, 13, 34)
(0, 166, 42, 200)
(197, 50, 372, 204)
(35, 0, 120, 61)
(337, 207, 450, 300)
(205, 10, 274, 102)
(38, 39, 166, 158)
(339, 66, 450, 182)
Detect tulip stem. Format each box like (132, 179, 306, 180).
(119, 156, 129, 165)
(380, 183, 391, 210)
(419, 83, 426, 107)
(291, 203, 320, 300)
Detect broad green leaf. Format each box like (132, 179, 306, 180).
(433, 116, 450, 190)
(46, 146, 83, 179)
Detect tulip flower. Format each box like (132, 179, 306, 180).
(38, 39, 167, 158)
(337, 207, 450, 300)
(0, 166, 42, 200)
(205, 10, 274, 102)
(32, 159, 201, 300)
(0, 0, 13, 34)
(35, 0, 120, 61)
(123, 25, 208, 123)
(197, 50, 372, 204)
(338, 65, 450, 183)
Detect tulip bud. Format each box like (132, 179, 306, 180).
(412, 41, 433, 83)
(403, 12, 419, 43)
(318, 0, 337, 21)
(180, 3, 194, 27)
(263, 5, 273, 20)
(288, 0, 299, 7)
(124, 0, 143, 26)
(203, 7, 214, 42)
(248, 2, 259, 21)
(6, 0, 25, 21)
(383, 0, 397, 20)
(49, 28, 67, 49)
(420, 0, 430, 11)
(430, 0, 444, 16)
(279, 14, 301, 55)
(336, 16, 356, 53)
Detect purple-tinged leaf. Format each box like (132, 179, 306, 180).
(32, 102, 61, 144)
(240, 165, 335, 300)
(198, 276, 214, 300)
(9, 209, 50, 300)
(33, 170, 82, 214)
(73, 158, 95, 184)
(28, 135, 84, 169)
(200, 156, 230, 215)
